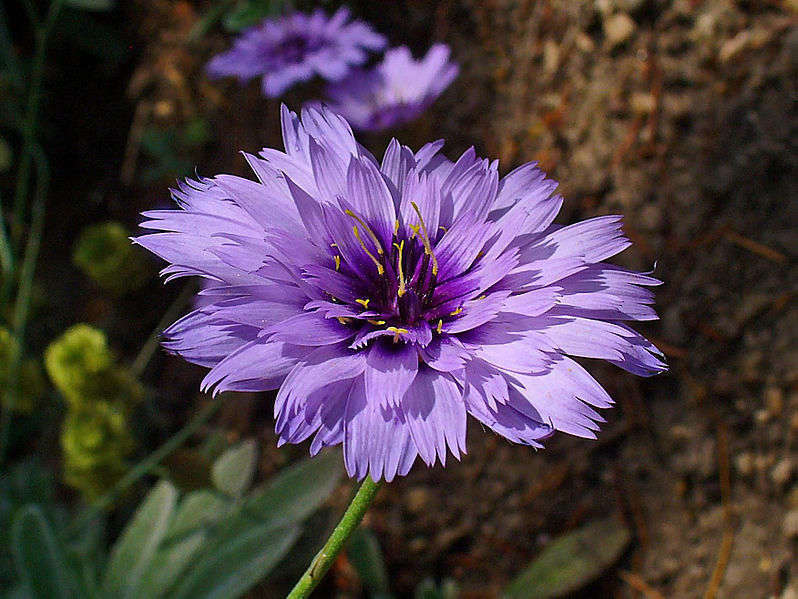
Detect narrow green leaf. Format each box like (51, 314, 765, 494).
(166, 490, 228, 540)
(211, 439, 257, 497)
(503, 518, 631, 599)
(138, 531, 208, 598)
(243, 449, 343, 528)
(167, 523, 300, 599)
(102, 480, 178, 598)
(11, 505, 83, 599)
(348, 527, 390, 595)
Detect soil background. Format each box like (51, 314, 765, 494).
(23, 0, 797, 597)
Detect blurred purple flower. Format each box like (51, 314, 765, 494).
(135, 105, 666, 482)
(323, 44, 459, 131)
(206, 8, 386, 97)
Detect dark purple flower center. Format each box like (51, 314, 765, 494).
(329, 204, 454, 342)
(278, 35, 323, 64)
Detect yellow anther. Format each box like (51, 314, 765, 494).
(476, 294, 486, 300)
(386, 326, 409, 343)
(449, 307, 463, 316)
(355, 298, 370, 308)
(436, 319, 443, 334)
(439, 225, 448, 233)
(353, 226, 385, 275)
(334, 255, 341, 271)
(336, 317, 352, 325)
(394, 219, 400, 235)
(345, 209, 384, 255)
(410, 202, 438, 276)
(394, 240, 406, 297)
(409, 224, 420, 238)
(330, 243, 338, 248)
(368, 319, 386, 326)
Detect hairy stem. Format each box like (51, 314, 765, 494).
(287, 476, 382, 599)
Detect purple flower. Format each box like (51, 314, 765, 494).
(135, 105, 666, 482)
(323, 44, 459, 131)
(206, 8, 386, 98)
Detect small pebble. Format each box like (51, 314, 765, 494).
(734, 452, 755, 477)
(771, 458, 794, 488)
(783, 510, 798, 538)
(604, 13, 636, 49)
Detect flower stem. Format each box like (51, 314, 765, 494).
(287, 476, 382, 599)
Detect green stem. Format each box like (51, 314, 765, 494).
(0, 193, 14, 277)
(287, 477, 382, 599)
(11, 0, 62, 247)
(130, 282, 195, 377)
(66, 396, 223, 535)
(0, 145, 48, 465)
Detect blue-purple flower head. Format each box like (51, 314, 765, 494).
(135, 105, 666, 482)
(324, 44, 459, 131)
(206, 8, 386, 97)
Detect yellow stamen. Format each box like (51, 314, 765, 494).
(394, 240, 406, 297)
(336, 317, 352, 325)
(334, 255, 341, 271)
(368, 319, 386, 326)
(355, 298, 370, 308)
(345, 209, 384, 255)
(436, 319, 443, 334)
(394, 219, 400, 235)
(449, 307, 463, 316)
(386, 326, 408, 343)
(410, 201, 438, 276)
(409, 224, 420, 238)
(476, 294, 486, 300)
(330, 242, 338, 248)
(353, 226, 384, 275)
(438, 225, 448, 233)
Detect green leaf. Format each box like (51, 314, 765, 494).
(503, 518, 631, 599)
(64, 0, 114, 11)
(211, 439, 257, 497)
(102, 480, 178, 598)
(166, 490, 228, 540)
(11, 505, 84, 599)
(223, 0, 283, 32)
(167, 523, 300, 599)
(348, 527, 390, 596)
(138, 531, 208, 598)
(243, 449, 343, 528)
(199, 451, 342, 557)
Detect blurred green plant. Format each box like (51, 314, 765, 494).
(139, 118, 212, 183)
(0, 327, 45, 414)
(61, 403, 135, 501)
(0, 0, 122, 464)
(189, 0, 290, 40)
(44, 324, 143, 500)
(345, 525, 459, 599)
(72, 222, 150, 295)
(8, 441, 343, 599)
(345, 517, 631, 598)
(502, 518, 632, 599)
(44, 324, 142, 409)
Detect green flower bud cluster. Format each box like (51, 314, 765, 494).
(73, 222, 151, 295)
(44, 324, 142, 500)
(0, 327, 45, 414)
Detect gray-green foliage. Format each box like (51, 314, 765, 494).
(10, 441, 343, 599)
(503, 518, 631, 599)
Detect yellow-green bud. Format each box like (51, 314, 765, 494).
(73, 221, 150, 294)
